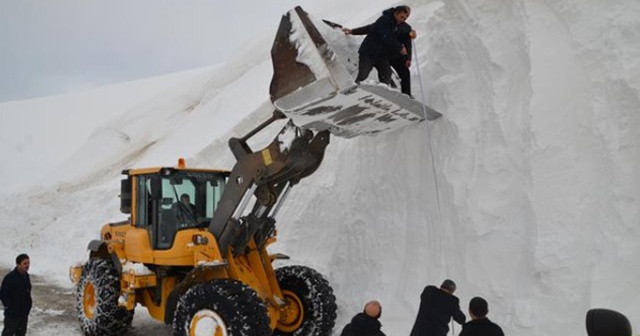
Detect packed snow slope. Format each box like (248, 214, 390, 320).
(1, 0, 638, 335)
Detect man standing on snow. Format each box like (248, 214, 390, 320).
(351, 6, 410, 87)
(459, 297, 504, 336)
(0, 254, 32, 336)
(410, 279, 466, 336)
(340, 300, 386, 336)
(344, 5, 416, 96)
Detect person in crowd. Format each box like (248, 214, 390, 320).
(343, 5, 416, 96)
(340, 300, 386, 336)
(410, 279, 466, 336)
(586, 308, 632, 336)
(349, 6, 410, 88)
(0, 254, 32, 336)
(459, 297, 504, 336)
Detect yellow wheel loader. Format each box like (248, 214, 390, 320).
(71, 113, 335, 336)
(70, 7, 440, 336)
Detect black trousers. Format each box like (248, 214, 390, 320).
(356, 55, 412, 96)
(390, 58, 411, 96)
(2, 316, 28, 336)
(356, 54, 391, 85)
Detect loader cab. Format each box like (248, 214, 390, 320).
(125, 168, 229, 250)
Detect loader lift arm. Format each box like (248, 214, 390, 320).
(210, 4, 440, 257)
(209, 111, 330, 256)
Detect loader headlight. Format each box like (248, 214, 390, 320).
(192, 234, 209, 245)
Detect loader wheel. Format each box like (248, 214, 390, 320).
(173, 279, 270, 336)
(75, 258, 134, 336)
(273, 265, 337, 336)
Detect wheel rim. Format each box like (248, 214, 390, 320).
(189, 309, 227, 336)
(277, 290, 304, 332)
(83, 282, 96, 319)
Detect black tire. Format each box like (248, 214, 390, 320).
(273, 265, 337, 336)
(75, 258, 134, 336)
(173, 279, 270, 336)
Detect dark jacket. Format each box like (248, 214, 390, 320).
(352, 10, 413, 61)
(410, 285, 466, 336)
(459, 318, 505, 336)
(357, 8, 405, 60)
(0, 268, 32, 317)
(340, 312, 386, 336)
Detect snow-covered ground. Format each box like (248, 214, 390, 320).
(1, 0, 638, 335)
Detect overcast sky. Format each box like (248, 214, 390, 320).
(0, 0, 320, 102)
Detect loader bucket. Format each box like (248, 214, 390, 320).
(270, 6, 442, 138)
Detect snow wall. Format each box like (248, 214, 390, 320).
(0, 0, 638, 335)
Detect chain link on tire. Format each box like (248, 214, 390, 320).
(75, 258, 133, 336)
(273, 265, 337, 336)
(173, 279, 270, 336)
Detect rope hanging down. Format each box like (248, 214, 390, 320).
(412, 39, 445, 231)
(414, 40, 457, 335)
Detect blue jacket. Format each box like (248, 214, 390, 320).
(358, 8, 405, 60)
(0, 268, 32, 317)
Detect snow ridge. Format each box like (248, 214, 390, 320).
(0, 0, 638, 335)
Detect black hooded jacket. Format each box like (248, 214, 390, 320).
(459, 318, 505, 336)
(410, 285, 466, 336)
(340, 312, 386, 336)
(0, 268, 32, 317)
(351, 8, 413, 61)
(357, 8, 405, 60)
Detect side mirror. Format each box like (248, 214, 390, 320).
(120, 178, 132, 214)
(586, 308, 632, 336)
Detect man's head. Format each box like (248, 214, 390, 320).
(469, 297, 489, 319)
(363, 300, 382, 319)
(394, 5, 411, 24)
(586, 309, 632, 336)
(180, 193, 191, 205)
(440, 279, 456, 294)
(15, 253, 30, 274)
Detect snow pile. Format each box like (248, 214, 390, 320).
(289, 10, 333, 81)
(122, 262, 154, 276)
(0, 67, 216, 194)
(0, 0, 638, 335)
